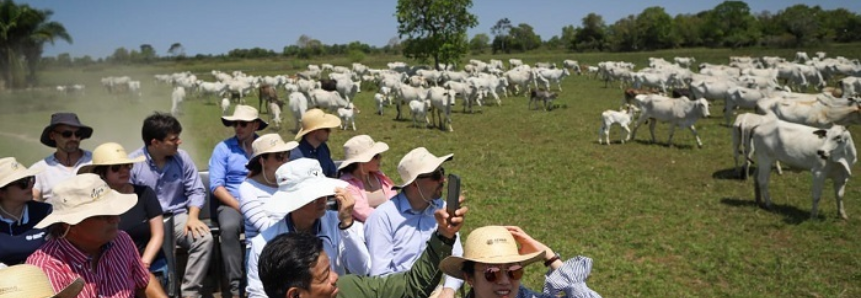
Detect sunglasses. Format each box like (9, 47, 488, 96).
(417, 167, 445, 180)
(233, 121, 253, 128)
(54, 130, 85, 138)
(109, 164, 133, 172)
(483, 265, 524, 283)
(5, 176, 34, 190)
(267, 152, 289, 161)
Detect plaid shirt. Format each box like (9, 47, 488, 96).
(26, 231, 149, 298)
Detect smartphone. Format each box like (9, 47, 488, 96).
(446, 174, 461, 216)
(326, 195, 339, 211)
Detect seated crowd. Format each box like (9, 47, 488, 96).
(0, 107, 602, 298)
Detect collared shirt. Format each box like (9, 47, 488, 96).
(0, 201, 50, 265)
(339, 171, 397, 222)
(246, 211, 370, 298)
(289, 138, 337, 178)
(208, 136, 254, 200)
(364, 192, 464, 290)
(507, 257, 603, 298)
(26, 231, 150, 298)
(30, 150, 93, 202)
(129, 146, 205, 214)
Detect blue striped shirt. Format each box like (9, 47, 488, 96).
(517, 256, 602, 298)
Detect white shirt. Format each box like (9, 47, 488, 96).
(30, 151, 92, 202)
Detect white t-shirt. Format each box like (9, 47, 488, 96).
(238, 178, 280, 241)
(30, 151, 92, 202)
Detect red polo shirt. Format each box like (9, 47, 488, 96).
(26, 231, 149, 298)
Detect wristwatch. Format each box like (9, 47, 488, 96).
(544, 252, 562, 267)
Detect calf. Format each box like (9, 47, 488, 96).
(751, 117, 856, 219)
(598, 104, 637, 144)
(269, 100, 283, 129)
(630, 94, 711, 148)
(373, 93, 386, 115)
(220, 97, 231, 115)
(171, 86, 186, 116)
(337, 102, 359, 131)
(529, 88, 558, 111)
(288, 92, 308, 132)
(409, 99, 431, 128)
(258, 84, 278, 114)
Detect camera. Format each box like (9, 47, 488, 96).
(326, 195, 338, 211)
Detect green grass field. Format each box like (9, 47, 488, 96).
(2, 44, 860, 297)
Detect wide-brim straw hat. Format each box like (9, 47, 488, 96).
(39, 112, 94, 148)
(247, 134, 300, 166)
(77, 142, 145, 174)
(0, 157, 42, 188)
(337, 135, 389, 170)
(0, 264, 84, 298)
(396, 147, 453, 188)
(267, 158, 348, 216)
(35, 173, 137, 229)
(439, 226, 545, 279)
(222, 104, 268, 130)
(294, 109, 341, 140)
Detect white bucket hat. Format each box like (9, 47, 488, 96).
(77, 142, 145, 174)
(337, 135, 389, 170)
(439, 226, 545, 279)
(222, 104, 268, 130)
(34, 173, 137, 229)
(267, 158, 348, 215)
(294, 109, 341, 140)
(0, 157, 42, 189)
(247, 134, 300, 166)
(396, 147, 453, 188)
(0, 264, 84, 298)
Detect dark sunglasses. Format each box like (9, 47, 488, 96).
(417, 167, 445, 180)
(233, 121, 253, 128)
(483, 265, 524, 282)
(109, 164, 133, 172)
(266, 152, 289, 161)
(55, 130, 85, 138)
(5, 176, 34, 190)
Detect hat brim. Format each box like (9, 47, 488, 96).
(294, 114, 342, 140)
(0, 167, 42, 189)
(337, 142, 389, 170)
(35, 190, 137, 229)
(267, 177, 349, 216)
(77, 156, 146, 174)
(53, 278, 84, 298)
(221, 118, 269, 131)
(247, 141, 300, 166)
(439, 250, 545, 280)
(40, 125, 94, 148)
(396, 153, 453, 188)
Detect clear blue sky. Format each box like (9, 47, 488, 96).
(18, 0, 861, 59)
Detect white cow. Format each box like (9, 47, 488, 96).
(674, 57, 696, 68)
(408, 99, 431, 128)
(509, 59, 523, 69)
(598, 104, 637, 144)
(373, 93, 386, 115)
(534, 68, 570, 91)
(309, 89, 348, 112)
(394, 84, 426, 120)
(630, 94, 711, 148)
(427, 87, 456, 131)
(839, 77, 861, 98)
(171, 86, 186, 116)
(751, 117, 856, 219)
(504, 69, 539, 96)
(731, 113, 783, 179)
(288, 92, 309, 132)
(337, 102, 358, 131)
(335, 79, 361, 102)
(269, 101, 282, 129)
(757, 94, 861, 128)
(563, 60, 581, 75)
(220, 98, 231, 115)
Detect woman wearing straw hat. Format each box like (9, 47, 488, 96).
(26, 174, 167, 298)
(238, 134, 299, 245)
(337, 135, 397, 222)
(439, 226, 602, 298)
(0, 157, 48, 266)
(0, 264, 84, 298)
(77, 142, 165, 273)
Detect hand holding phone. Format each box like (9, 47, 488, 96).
(446, 174, 461, 217)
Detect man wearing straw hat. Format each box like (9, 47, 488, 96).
(209, 104, 268, 297)
(439, 225, 602, 298)
(364, 147, 464, 298)
(290, 108, 342, 178)
(26, 174, 168, 298)
(30, 112, 94, 202)
(0, 264, 84, 298)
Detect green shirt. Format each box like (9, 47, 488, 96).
(335, 233, 452, 298)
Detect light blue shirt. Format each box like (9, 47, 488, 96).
(129, 147, 205, 214)
(208, 136, 254, 199)
(364, 192, 464, 291)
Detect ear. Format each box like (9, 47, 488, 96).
(285, 287, 301, 298)
(813, 129, 828, 139)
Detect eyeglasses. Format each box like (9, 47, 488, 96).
(483, 265, 524, 282)
(5, 176, 34, 190)
(416, 167, 445, 181)
(54, 130, 85, 139)
(267, 152, 288, 161)
(233, 121, 253, 128)
(110, 164, 133, 172)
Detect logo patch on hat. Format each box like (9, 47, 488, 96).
(486, 238, 508, 245)
(91, 184, 108, 200)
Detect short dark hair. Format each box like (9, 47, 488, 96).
(141, 112, 182, 146)
(260, 232, 323, 298)
(337, 162, 359, 178)
(92, 165, 109, 179)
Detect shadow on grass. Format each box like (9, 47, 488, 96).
(712, 166, 753, 181)
(631, 139, 695, 150)
(720, 197, 813, 224)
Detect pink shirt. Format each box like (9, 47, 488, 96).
(340, 171, 397, 222)
(27, 231, 149, 298)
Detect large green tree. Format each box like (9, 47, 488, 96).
(636, 6, 677, 50)
(701, 1, 760, 47)
(0, 0, 70, 88)
(575, 13, 607, 51)
(469, 33, 490, 54)
(396, 0, 478, 69)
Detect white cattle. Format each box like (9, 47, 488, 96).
(309, 89, 348, 112)
(220, 98, 231, 115)
(724, 86, 788, 125)
(731, 113, 783, 179)
(761, 56, 786, 68)
(416, 69, 442, 86)
(199, 81, 229, 99)
(288, 92, 308, 132)
(751, 117, 856, 219)
(335, 79, 361, 102)
(171, 86, 185, 116)
(631, 94, 711, 148)
(509, 59, 523, 69)
(227, 80, 254, 103)
(373, 93, 386, 115)
(674, 57, 696, 68)
(408, 99, 431, 128)
(295, 79, 317, 98)
(337, 102, 358, 131)
(690, 79, 737, 104)
(815, 51, 827, 60)
(426, 87, 455, 131)
(757, 94, 861, 128)
(795, 51, 810, 63)
(394, 84, 426, 120)
(839, 77, 861, 98)
(535, 68, 570, 91)
(504, 69, 538, 96)
(443, 81, 482, 113)
(269, 101, 282, 129)
(352, 63, 368, 76)
(467, 74, 505, 105)
(534, 62, 555, 69)
(563, 60, 581, 75)
(441, 70, 469, 83)
(632, 71, 670, 94)
(321, 64, 334, 72)
(598, 104, 637, 144)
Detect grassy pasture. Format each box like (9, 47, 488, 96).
(2, 44, 860, 297)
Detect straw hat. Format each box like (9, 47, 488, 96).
(337, 135, 389, 170)
(0, 157, 42, 189)
(39, 113, 93, 148)
(395, 147, 453, 188)
(0, 264, 84, 298)
(294, 109, 341, 140)
(439, 226, 545, 279)
(34, 173, 137, 229)
(221, 105, 268, 130)
(77, 142, 145, 174)
(247, 134, 300, 166)
(266, 158, 348, 215)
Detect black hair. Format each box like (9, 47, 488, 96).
(461, 261, 477, 298)
(141, 112, 182, 146)
(337, 162, 359, 178)
(92, 165, 109, 179)
(260, 232, 323, 298)
(246, 156, 264, 177)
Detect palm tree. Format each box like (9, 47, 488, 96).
(20, 8, 71, 86)
(0, 1, 71, 88)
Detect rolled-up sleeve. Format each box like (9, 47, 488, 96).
(339, 220, 371, 276)
(542, 256, 603, 298)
